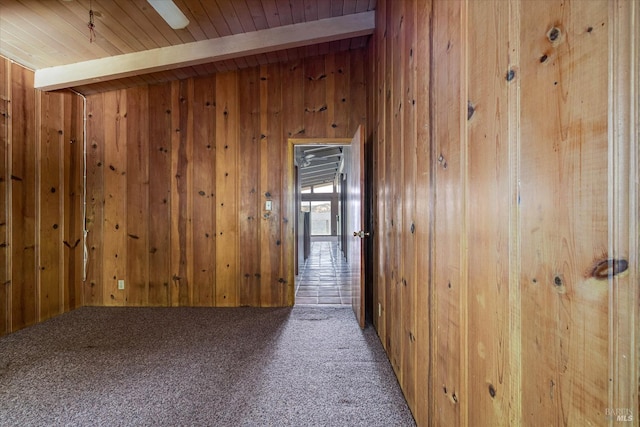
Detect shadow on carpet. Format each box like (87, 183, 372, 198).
(0, 306, 415, 426)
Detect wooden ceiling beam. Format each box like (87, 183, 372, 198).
(33, 11, 374, 91)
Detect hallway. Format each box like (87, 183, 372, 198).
(295, 240, 352, 306)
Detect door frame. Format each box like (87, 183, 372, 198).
(285, 137, 351, 306)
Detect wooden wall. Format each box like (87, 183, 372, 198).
(369, 0, 638, 426)
(2, 2, 636, 422)
(0, 58, 84, 337)
(84, 51, 366, 307)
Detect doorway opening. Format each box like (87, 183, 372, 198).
(290, 141, 351, 306)
(286, 128, 366, 328)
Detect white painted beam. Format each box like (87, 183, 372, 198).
(34, 11, 375, 91)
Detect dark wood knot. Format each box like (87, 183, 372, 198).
(547, 27, 561, 42)
(591, 258, 628, 280)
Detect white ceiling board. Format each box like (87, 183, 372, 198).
(34, 11, 374, 91)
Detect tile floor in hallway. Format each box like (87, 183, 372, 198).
(295, 240, 352, 306)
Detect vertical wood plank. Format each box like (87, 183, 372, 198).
(388, 0, 405, 381)
(10, 63, 37, 330)
(506, 2, 523, 425)
(170, 82, 181, 307)
(401, 0, 417, 413)
(382, 0, 395, 364)
(102, 90, 127, 306)
(257, 66, 270, 305)
(60, 92, 69, 314)
(270, 63, 286, 306)
(281, 59, 304, 305)
(191, 76, 216, 306)
(373, 0, 388, 350)
(324, 53, 336, 138)
(147, 84, 172, 306)
(38, 91, 63, 321)
(170, 80, 194, 306)
(414, 1, 433, 424)
(238, 68, 260, 306)
(383, 0, 395, 359)
(126, 86, 150, 306)
(0, 57, 8, 336)
(331, 51, 350, 137)
(348, 48, 367, 137)
(282, 60, 305, 140)
(62, 92, 84, 312)
(431, 0, 464, 424)
(215, 72, 239, 306)
(260, 64, 285, 306)
(519, 1, 610, 425)
(85, 94, 104, 306)
(466, 1, 512, 424)
(303, 56, 327, 138)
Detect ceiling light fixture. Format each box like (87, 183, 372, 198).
(147, 0, 189, 29)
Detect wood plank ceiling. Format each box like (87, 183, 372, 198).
(0, 0, 375, 95)
(296, 145, 344, 189)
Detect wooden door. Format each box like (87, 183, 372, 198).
(347, 125, 365, 328)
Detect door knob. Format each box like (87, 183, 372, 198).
(353, 230, 370, 238)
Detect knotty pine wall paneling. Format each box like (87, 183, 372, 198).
(84, 51, 366, 308)
(369, 0, 638, 425)
(372, 0, 430, 422)
(0, 59, 83, 337)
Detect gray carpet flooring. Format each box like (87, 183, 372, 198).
(0, 306, 415, 427)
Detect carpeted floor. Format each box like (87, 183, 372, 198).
(0, 306, 415, 426)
